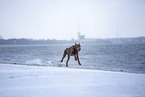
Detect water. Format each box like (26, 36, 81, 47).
(0, 44, 145, 74)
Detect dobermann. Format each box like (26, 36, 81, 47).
(60, 43, 81, 67)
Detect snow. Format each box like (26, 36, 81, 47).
(0, 64, 145, 97)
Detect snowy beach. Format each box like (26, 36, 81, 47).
(0, 63, 145, 97)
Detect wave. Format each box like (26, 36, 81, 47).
(0, 58, 65, 67)
(25, 59, 43, 65)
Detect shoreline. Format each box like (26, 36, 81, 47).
(1, 62, 145, 74)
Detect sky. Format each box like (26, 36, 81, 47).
(0, 0, 145, 40)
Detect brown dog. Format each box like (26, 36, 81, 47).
(60, 43, 81, 67)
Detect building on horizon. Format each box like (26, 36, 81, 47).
(77, 22, 85, 41)
(0, 36, 3, 39)
(77, 24, 97, 43)
(78, 31, 85, 41)
(77, 23, 111, 44)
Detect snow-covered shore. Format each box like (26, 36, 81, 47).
(0, 64, 145, 97)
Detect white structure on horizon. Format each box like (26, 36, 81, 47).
(0, 36, 3, 39)
(77, 23, 85, 41)
(77, 23, 97, 43)
(77, 22, 108, 43)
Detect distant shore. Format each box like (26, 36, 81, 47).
(0, 37, 145, 45)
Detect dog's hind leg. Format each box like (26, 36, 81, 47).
(66, 55, 70, 67)
(60, 49, 67, 62)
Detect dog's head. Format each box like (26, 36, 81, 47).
(75, 42, 81, 51)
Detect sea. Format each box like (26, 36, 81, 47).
(0, 43, 145, 74)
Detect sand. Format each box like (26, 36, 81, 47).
(0, 63, 145, 97)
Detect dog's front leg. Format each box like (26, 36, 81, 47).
(66, 55, 70, 67)
(74, 55, 77, 61)
(77, 54, 81, 65)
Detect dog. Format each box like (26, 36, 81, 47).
(60, 43, 81, 67)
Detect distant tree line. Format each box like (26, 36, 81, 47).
(0, 38, 73, 45)
(0, 37, 145, 45)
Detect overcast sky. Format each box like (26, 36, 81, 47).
(0, 0, 145, 40)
